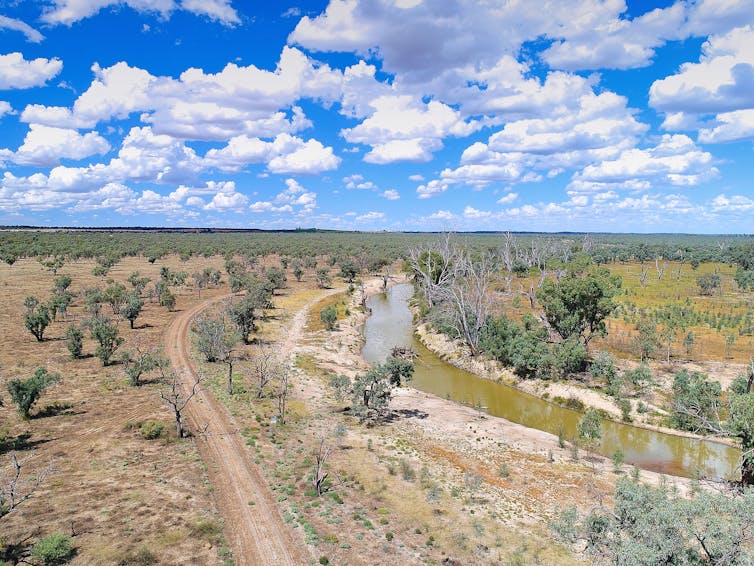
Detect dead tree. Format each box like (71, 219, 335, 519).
(639, 262, 649, 288)
(222, 344, 247, 396)
(312, 437, 331, 496)
(519, 282, 537, 309)
(250, 347, 284, 399)
(408, 232, 458, 307)
(276, 366, 290, 424)
(159, 369, 200, 438)
(390, 346, 417, 360)
(1, 453, 56, 518)
(655, 258, 667, 280)
(359, 282, 368, 311)
(380, 265, 393, 291)
(501, 231, 516, 294)
(582, 235, 593, 253)
(676, 249, 686, 281)
(436, 250, 495, 356)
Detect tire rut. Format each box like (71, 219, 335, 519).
(164, 295, 309, 566)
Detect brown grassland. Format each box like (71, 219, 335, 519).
(0, 256, 230, 565)
(5, 251, 744, 565)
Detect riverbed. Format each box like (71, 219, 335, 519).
(362, 284, 740, 480)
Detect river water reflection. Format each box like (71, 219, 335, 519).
(361, 284, 740, 480)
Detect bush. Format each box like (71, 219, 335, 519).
(671, 370, 721, 431)
(426, 305, 459, 339)
(552, 337, 588, 378)
(159, 288, 176, 311)
(479, 315, 517, 365)
(31, 533, 75, 565)
(189, 518, 224, 545)
(696, 273, 721, 295)
(320, 306, 337, 331)
(90, 316, 124, 366)
(624, 363, 653, 386)
(617, 398, 632, 422)
(24, 296, 51, 341)
(315, 267, 332, 288)
(590, 352, 616, 381)
(139, 420, 165, 440)
(553, 395, 585, 412)
(734, 268, 754, 290)
(7, 367, 61, 418)
(400, 459, 416, 481)
(65, 324, 84, 359)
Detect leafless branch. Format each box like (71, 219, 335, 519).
(1, 453, 56, 518)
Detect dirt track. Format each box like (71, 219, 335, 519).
(164, 294, 309, 566)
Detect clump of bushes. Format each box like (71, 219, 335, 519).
(139, 420, 165, 440)
(31, 533, 75, 565)
(479, 314, 587, 380)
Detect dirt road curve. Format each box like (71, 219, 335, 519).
(164, 295, 308, 566)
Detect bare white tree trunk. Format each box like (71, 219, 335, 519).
(408, 232, 459, 307)
(159, 369, 201, 438)
(250, 347, 283, 399)
(436, 250, 495, 356)
(501, 231, 516, 294)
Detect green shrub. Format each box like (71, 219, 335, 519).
(189, 518, 224, 545)
(139, 420, 165, 440)
(31, 534, 75, 565)
(612, 449, 625, 472)
(552, 337, 588, 378)
(7, 367, 60, 418)
(65, 324, 84, 359)
(624, 363, 653, 386)
(617, 398, 632, 422)
(320, 306, 337, 331)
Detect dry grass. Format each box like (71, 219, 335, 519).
(495, 261, 754, 364)
(305, 291, 351, 332)
(195, 278, 590, 565)
(0, 256, 227, 564)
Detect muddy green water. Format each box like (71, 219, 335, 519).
(361, 284, 740, 480)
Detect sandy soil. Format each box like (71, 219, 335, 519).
(415, 314, 744, 447)
(0, 256, 227, 565)
(165, 292, 312, 566)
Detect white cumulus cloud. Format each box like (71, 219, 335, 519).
(1, 123, 110, 166)
(40, 0, 240, 26)
(650, 25, 754, 115)
(0, 52, 62, 89)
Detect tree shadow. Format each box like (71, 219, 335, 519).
(386, 408, 429, 421)
(133, 376, 164, 387)
(0, 432, 51, 455)
(33, 402, 82, 419)
(0, 534, 35, 565)
(362, 408, 429, 425)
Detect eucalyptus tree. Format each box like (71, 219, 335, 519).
(23, 296, 51, 342)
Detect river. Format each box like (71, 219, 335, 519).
(361, 284, 740, 480)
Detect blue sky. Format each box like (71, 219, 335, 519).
(1, 0, 753, 232)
